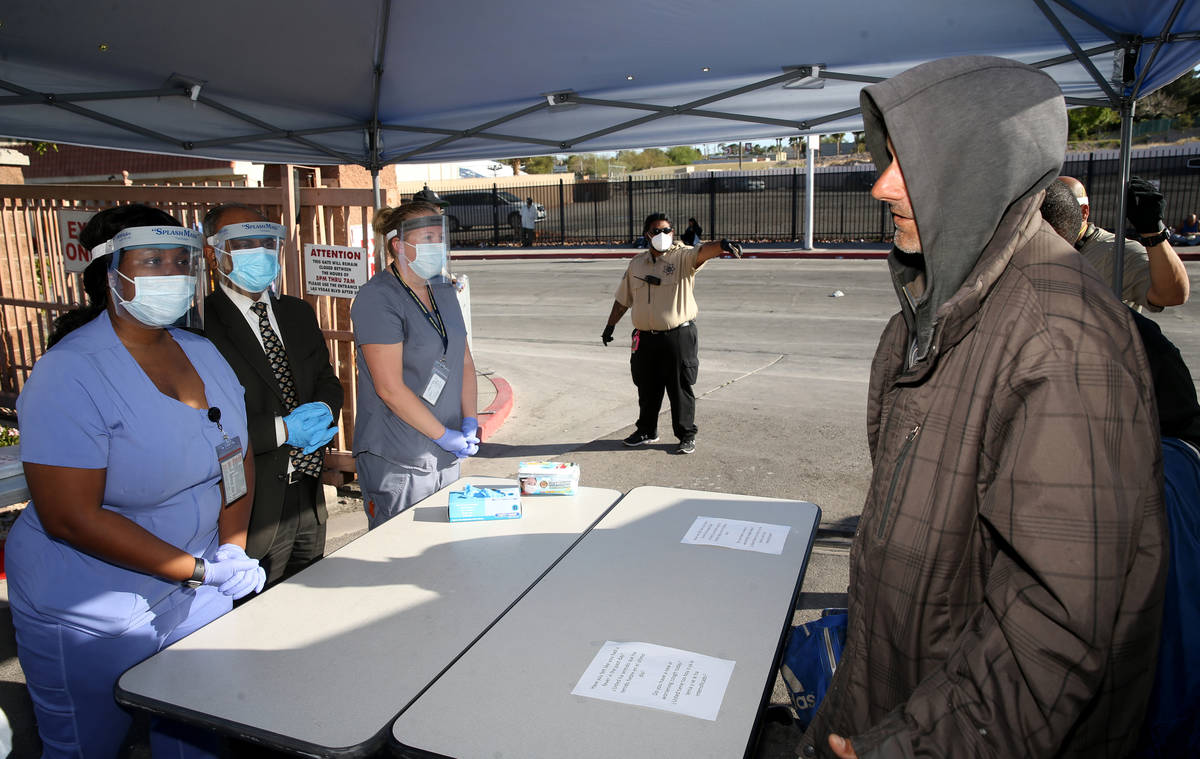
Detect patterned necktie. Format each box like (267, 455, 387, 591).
(251, 301, 324, 479)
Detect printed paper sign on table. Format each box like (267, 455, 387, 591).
(304, 243, 369, 298)
(57, 210, 97, 273)
(681, 516, 791, 555)
(571, 641, 734, 721)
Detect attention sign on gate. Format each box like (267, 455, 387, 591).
(304, 243, 369, 298)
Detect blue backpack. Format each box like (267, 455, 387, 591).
(1136, 438, 1200, 757)
(780, 609, 847, 731)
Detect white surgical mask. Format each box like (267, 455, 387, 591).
(408, 242, 447, 280)
(112, 271, 196, 327)
(651, 231, 673, 252)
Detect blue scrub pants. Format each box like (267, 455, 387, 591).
(12, 585, 231, 759)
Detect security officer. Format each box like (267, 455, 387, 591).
(601, 213, 742, 455)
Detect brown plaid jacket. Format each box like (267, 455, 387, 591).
(800, 196, 1168, 758)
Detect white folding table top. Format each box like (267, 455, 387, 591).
(117, 476, 621, 756)
(391, 485, 820, 759)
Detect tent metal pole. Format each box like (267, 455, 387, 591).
(372, 166, 385, 276)
(1113, 98, 1134, 300)
(805, 134, 816, 250)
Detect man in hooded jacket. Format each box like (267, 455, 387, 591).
(800, 56, 1168, 759)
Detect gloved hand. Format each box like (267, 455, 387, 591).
(283, 403, 326, 448)
(435, 428, 474, 458)
(720, 239, 743, 258)
(301, 424, 337, 455)
(213, 543, 267, 598)
(202, 551, 266, 600)
(461, 416, 480, 440)
(601, 324, 615, 346)
(1126, 177, 1166, 235)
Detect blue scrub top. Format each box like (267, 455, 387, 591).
(7, 311, 248, 636)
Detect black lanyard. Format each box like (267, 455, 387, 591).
(391, 264, 448, 355)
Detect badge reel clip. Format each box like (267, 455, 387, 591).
(209, 407, 248, 505)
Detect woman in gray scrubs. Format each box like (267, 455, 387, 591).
(351, 200, 479, 528)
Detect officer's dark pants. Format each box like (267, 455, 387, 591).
(630, 322, 699, 441)
(521, 226, 535, 246)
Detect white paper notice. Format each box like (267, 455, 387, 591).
(681, 516, 790, 555)
(570, 641, 734, 721)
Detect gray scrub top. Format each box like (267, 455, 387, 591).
(351, 270, 467, 472)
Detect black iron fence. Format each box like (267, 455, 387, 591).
(403, 145, 1200, 247)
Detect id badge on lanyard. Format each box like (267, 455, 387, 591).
(210, 408, 247, 505)
(422, 357, 450, 405)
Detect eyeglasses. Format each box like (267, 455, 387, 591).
(652, 227, 673, 235)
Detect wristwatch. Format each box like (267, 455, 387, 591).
(184, 557, 206, 588)
(1141, 229, 1170, 246)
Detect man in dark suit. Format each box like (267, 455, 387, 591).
(202, 203, 344, 586)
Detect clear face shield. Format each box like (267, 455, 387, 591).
(206, 221, 286, 295)
(92, 226, 206, 329)
(388, 213, 451, 285)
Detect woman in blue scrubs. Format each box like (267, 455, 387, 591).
(7, 205, 267, 758)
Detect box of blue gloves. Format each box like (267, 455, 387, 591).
(447, 484, 522, 522)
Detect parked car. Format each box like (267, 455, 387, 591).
(441, 190, 545, 232)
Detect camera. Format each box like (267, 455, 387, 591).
(643, 274, 662, 286)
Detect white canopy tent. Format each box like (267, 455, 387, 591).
(2, 0, 1199, 268)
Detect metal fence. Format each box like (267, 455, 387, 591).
(408, 145, 1200, 246)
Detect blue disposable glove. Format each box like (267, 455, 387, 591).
(203, 550, 265, 600)
(458, 430, 480, 457)
(283, 403, 325, 448)
(461, 416, 480, 440)
(301, 424, 337, 455)
(212, 544, 268, 598)
(434, 428, 473, 458)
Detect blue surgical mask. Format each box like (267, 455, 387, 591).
(220, 246, 280, 293)
(408, 242, 447, 280)
(112, 271, 196, 327)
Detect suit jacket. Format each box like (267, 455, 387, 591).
(203, 287, 344, 560)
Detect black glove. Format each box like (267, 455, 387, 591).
(1126, 177, 1166, 235)
(601, 324, 614, 346)
(720, 239, 743, 258)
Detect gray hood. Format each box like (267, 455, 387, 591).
(860, 56, 1066, 363)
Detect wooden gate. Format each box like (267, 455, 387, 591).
(0, 180, 382, 481)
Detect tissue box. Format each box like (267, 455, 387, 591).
(517, 461, 580, 495)
(447, 485, 522, 522)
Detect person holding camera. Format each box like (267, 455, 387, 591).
(599, 213, 742, 455)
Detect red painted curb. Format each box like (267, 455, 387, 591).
(479, 375, 513, 443)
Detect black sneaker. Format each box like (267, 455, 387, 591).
(623, 431, 660, 446)
(677, 439, 696, 455)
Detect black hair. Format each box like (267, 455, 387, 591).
(643, 212, 670, 236)
(202, 202, 268, 239)
(1038, 180, 1083, 245)
(47, 204, 182, 348)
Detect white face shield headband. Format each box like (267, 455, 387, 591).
(207, 221, 286, 293)
(93, 226, 205, 328)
